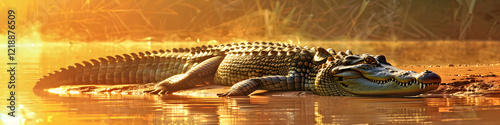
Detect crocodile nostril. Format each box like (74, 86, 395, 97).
(416, 71, 441, 84)
(390, 71, 396, 73)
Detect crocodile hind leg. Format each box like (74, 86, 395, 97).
(217, 75, 302, 96)
(146, 56, 225, 94)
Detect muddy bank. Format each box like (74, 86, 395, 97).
(400, 64, 500, 97)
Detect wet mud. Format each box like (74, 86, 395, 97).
(402, 64, 500, 97)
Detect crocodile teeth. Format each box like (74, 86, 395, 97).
(368, 78, 440, 88)
(420, 83, 439, 89)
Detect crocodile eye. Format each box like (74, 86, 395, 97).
(364, 56, 377, 64)
(345, 55, 359, 60)
(375, 55, 387, 63)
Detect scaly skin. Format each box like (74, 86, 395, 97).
(33, 42, 442, 96)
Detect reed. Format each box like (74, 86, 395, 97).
(3, 0, 499, 42)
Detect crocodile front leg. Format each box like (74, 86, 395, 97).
(146, 56, 225, 94)
(217, 75, 302, 96)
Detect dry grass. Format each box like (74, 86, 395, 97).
(2, 0, 500, 42)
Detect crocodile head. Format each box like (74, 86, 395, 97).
(314, 53, 441, 96)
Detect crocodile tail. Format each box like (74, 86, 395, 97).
(33, 50, 174, 90)
(33, 44, 230, 90)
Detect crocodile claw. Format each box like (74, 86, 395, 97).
(216, 92, 229, 97)
(147, 89, 168, 95)
(144, 86, 168, 95)
(143, 89, 155, 93)
(217, 91, 244, 97)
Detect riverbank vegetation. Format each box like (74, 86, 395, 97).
(2, 0, 499, 42)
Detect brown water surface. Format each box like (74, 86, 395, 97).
(1, 41, 500, 124)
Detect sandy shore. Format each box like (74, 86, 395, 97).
(400, 64, 499, 85)
(400, 64, 500, 97)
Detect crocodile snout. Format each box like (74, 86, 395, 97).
(416, 70, 441, 84)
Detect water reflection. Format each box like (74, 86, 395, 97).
(15, 91, 500, 124)
(2, 41, 500, 124)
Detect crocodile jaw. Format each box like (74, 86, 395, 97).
(338, 76, 440, 96)
(333, 64, 441, 96)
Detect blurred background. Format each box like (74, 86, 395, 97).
(1, 0, 499, 42)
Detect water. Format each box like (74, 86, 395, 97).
(1, 41, 500, 124)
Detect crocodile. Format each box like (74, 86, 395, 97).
(33, 42, 441, 96)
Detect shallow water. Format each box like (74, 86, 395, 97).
(2, 41, 500, 124)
